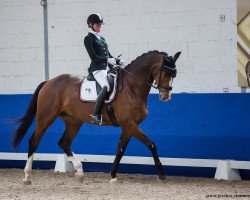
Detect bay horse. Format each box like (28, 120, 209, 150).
(246, 61, 250, 87)
(11, 50, 181, 184)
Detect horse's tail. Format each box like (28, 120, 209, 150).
(11, 81, 47, 150)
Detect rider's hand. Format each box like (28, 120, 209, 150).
(107, 58, 116, 65)
(119, 59, 126, 65)
(115, 59, 125, 65)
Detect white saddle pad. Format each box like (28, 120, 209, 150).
(80, 74, 117, 103)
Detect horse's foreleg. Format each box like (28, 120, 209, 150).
(68, 153, 83, 178)
(110, 131, 131, 182)
(129, 122, 165, 181)
(58, 119, 83, 180)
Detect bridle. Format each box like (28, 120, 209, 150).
(152, 57, 177, 91)
(119, 56, 177, 91)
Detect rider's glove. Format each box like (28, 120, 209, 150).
(107, 58, 116, 65)
(119, 59, 126, 65)
(115, 59, 126, 65)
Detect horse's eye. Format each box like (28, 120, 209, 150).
(164, 72, 168, 77)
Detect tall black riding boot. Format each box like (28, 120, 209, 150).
(90, 86, 109, 125)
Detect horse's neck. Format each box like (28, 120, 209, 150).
(123, 60, 154, 101)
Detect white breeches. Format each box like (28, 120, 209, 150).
(93, 69, 110, 92)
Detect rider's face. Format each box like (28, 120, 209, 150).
(92, 23, 102, 32)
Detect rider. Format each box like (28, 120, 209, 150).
(84, 13, 124, 125)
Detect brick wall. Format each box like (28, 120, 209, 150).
(0, 0, 239, 94)
(0, 1, 44, 93)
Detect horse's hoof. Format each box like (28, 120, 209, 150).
(75, 172, 84, 182)
(22, 179, 32, 185)
(109, 178, 117, 183)
(157, 176, 166, 182)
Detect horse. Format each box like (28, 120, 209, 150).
(11, 50, 181, 184)
(246, 61, 250, 87)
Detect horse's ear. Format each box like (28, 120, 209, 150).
(174, 52, 181, 62)
(163, 56, 172, 65)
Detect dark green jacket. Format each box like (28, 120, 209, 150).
(84, 32, 113, 73)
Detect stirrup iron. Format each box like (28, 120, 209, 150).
(90, 114, 103, 125)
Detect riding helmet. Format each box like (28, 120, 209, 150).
(87, 14, 104, 25)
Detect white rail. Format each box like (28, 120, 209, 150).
(1, 152, 249, 180)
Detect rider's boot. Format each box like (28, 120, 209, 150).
(90, 86, 108, 125)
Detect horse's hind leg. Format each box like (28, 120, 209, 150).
(58, 117, 83, 179)
(23, 117, 56, 185)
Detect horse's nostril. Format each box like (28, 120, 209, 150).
(159, 95, 169, 102)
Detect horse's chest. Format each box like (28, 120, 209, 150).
(134, 105, 148, 122)
(116, 100, 148, 123)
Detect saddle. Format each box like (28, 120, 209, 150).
(80, 70, 118, 103)
(80, 69, 120, 126)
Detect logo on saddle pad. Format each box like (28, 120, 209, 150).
(80, 73, 117, 103)
(84, 88, 91, 94)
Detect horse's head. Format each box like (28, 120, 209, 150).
(153, 52, 181, 102)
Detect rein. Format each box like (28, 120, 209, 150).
(120, 65, 174, 91)
(115, 53, 177, 91)
(119, 67, 158, 89)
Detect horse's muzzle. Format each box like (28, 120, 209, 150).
(159, 92, 171, 102)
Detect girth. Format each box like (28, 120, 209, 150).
(105, 102, 119, 127)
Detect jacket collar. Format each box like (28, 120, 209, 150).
(89, 29, 101, 40)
